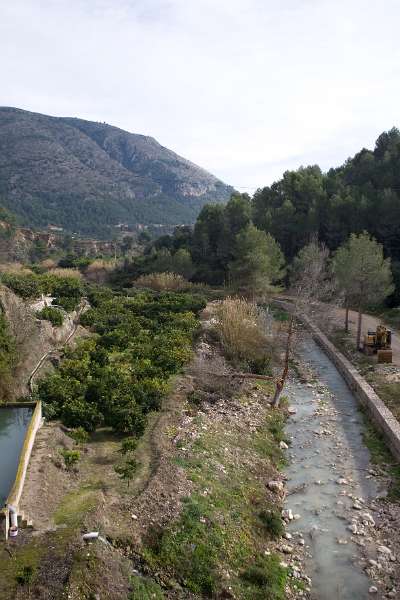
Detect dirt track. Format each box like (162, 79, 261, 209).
(332, 307, 400, 366)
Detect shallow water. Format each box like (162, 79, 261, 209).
(0, 407, 32, 506)
(284, 335, 378, 600)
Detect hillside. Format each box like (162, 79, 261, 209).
(0, 107, 233, 237)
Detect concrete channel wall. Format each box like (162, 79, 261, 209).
(3, 401, 42, 539)
(301, 314, 400, 461)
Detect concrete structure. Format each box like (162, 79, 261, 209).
(1, 401, 42, 539)
(302, 313, 400, 461)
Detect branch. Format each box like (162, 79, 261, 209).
(206, 372, 275, 381)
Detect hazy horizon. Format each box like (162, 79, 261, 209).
(2, 1, 399, 193)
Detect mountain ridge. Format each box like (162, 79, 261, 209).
(0, 107, 233, 237)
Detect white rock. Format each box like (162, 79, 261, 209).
(131, 514, 138, 520)
(280, 441, 289, 450)
(337, 478, 348, 485)
(361, 512, 375, 526)
(368, 586, 378, 594)
(268, 480, 284, 492)
(377, 545, 392, 556)
(282, 509, 294, 521)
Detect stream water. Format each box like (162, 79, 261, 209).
(285, 335, 379, 600)
(0, 406, 32, 507)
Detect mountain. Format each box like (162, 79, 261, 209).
(0, 107, 233, 237)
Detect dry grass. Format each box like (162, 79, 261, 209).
(51, 268, 83, 280)
(40, 258, 57, 270)
(135, 272, 191, 291)
(216, 297, 273, 369)
(85, 259, 116, 283)
(0, 262, 33, 275)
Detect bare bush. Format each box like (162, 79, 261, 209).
(135, 272, 192, 292)
(216, 297, 273, 371)
(187, 353, 243, 403)
(85, 259, 116, 284)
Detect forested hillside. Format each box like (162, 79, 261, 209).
(0, 107, 233, 237)
(122, 128, 400, 302)
(252, 128, 400, 298)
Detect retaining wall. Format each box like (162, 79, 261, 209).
(301, 313, 400, 461)
(5, 401, 42, 536)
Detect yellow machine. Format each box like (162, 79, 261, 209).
(363, 325, 392, 363)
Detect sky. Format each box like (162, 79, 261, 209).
(1, 0, 400, 193)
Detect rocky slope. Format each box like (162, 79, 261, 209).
(0, 107, 233, 237)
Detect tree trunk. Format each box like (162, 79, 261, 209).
(272, 315, 294, 407)
(356, 307, 363, 350)
(345, 305, 349, 333)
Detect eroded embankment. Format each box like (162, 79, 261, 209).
(0, 314, 301, 600)
(284, 333, 399, 600)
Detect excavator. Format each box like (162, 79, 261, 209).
(362, 325, 392, 363)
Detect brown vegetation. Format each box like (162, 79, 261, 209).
(135, 271, 191, 291)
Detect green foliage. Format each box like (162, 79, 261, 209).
(119, 437, 138, 455)
(241, 555, 287, 600)
(148, 496, 222, 595)
(1, 271, 84, 301)
(37, 289, 201, 435)
(15, 565, 35, 586)
(60, 448, 80, 469)
(117, 193, 285, 293)
(258, 510, 284, 538)
(0, 312, 16, 400)
(129, 576, 165, 599)
(333, 232, 394, 308)
(114, 458, 137, 488)
(1, 273, 42, 298)
(36, 306, 64, 326)
(68, 427, 89, 445)
(228, 223, 285, 296)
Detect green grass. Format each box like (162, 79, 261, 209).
(258, 510, 285, 538)
(129, 576, 165, 599)
(241, 554, 287, 600)
(142, 398, 288, 598)
(54, 484, 99, 527)
(362, 420, 400, 501)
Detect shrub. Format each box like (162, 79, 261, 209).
(53, 296, 79, 312)
(16, 565, 35, 586)
(114, 458, 137, 487)
(1, 272, 41, 298)
(36, 306, 64, 326)
(60, 449, 80, 469)
(68, 427, 90, 445)
(119, 437, 138, 455)
(135, 272, 191, 291)
(241, 555, 287, 599)
(258, 510, 284, 538)
(216, 297, 272, 370)
(61, 397, 103, 432)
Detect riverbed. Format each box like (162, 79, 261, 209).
(285, 335, 380, 600)
(0, 406, 32, 507)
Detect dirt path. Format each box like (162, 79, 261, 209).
(330, 307, 400, 366)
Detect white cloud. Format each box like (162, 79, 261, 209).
(1, 0, 399, 192)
